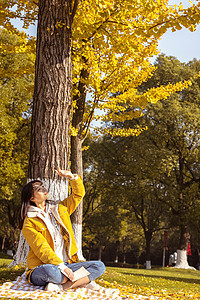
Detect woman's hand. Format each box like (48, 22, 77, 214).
(63, 267, 74, 281)
(55, 167, 77, 180)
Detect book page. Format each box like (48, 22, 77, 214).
(61, 266, 90, 282)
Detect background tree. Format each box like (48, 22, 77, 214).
(137, 55, 200, 268)
(0, 28, 35, 250)
(83, 134, 169, 268)
(80, 55, 200, 267)
(82, 139, 144, 263)
(67, 0, 200, 254)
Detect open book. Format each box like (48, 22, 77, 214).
(61, 266, 90, 282)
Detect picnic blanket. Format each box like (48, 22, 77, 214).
(0, 271, 158, 299)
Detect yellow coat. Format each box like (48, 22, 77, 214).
(22, 176, 85, 273)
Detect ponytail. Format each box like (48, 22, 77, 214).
(19, 180, 42, 229)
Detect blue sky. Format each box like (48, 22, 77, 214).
(157, 21, 200, 63)
(158, 0, 200, 63)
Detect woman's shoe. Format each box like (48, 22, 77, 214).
(44, 282, 63, 292)
(82, 281, 101, 290)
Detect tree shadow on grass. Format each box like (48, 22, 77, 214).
(120, 271, 200, 285)
(0, 266, 25, 285)
(0, 266, 33, 300)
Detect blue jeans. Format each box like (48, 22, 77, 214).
(30, 261, 106, 286)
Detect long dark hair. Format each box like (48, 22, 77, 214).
(19, 180, 43, 229)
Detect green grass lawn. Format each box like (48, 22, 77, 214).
(0, 253, 13, 266)
(0, 253, 26, 285)
(1, 254, 200, 299)
(101, 266, 200, 292)
(97, 266, 200, 299)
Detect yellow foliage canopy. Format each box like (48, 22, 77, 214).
(1, 0, 200, 137)
(71, 0, 200, 136)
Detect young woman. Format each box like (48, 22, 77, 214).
(20, 168, 105, 292)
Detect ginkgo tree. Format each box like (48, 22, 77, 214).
(1, 0, 200, 262)
(0, 28, 35, 252)
(70, 0, 200, 256)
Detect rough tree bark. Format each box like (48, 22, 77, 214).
(10, 0, 78, 266)
(29, 0, 72, 193)
(70, 65, 89, 260)
(70, 134, 84, 259)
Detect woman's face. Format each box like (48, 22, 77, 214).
(31, 183, 49, 206)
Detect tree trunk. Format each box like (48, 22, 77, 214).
(114, 240, 120, 263)
(88, 242, 93, 261)
(136, 252, 140, 268)
(175, 225, 195, 269)
(9, 231, 30, 266)
(178, 225, 189, 250)
(70, 65, 89, 260)
(70, 135, 84, 260)
(196, 249, 200, 270)
(11, 0, 75, 266)
(122, 237, 126, 263)
(145, 231, 152, 269)
(29, 0, 72, 186)
(1, 235, 6, 252)
(98, 240, 103, 261)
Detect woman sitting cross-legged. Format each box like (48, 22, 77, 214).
(20, 168, 105, 292)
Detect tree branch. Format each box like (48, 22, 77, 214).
(71, 0, 79, 24)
